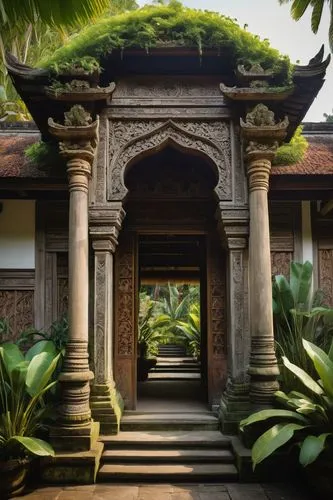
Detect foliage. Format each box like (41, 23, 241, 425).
(49, 56, 101, 75)
(0, 318, 10, 343)
(138, 293, 170, 357)
(273, 126, 308, 166)
(38, 1, 292, 84)
(176, 303, 201, 358)
(16, 316, 69, 354)
(272, 261, 333, 391)
(0, 0, 110, 27)
(24, 140, 64, 167)
(323, 109, 333, 122)
(240, 338, 333, 469)
(0, 342, 59, 460)
(279, 1, 333, 51)
(0, 99, 30, 121)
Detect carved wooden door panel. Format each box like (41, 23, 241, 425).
(114, 230, 138, 410)
(207, 234, 227, 406)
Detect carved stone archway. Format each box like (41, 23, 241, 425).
(107, 119, 232, 202)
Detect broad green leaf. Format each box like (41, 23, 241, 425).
(303, 339, 333, 398)
(1, 344, 24, 376)
(25, 340, 57, 361)
(9, 436, 55, 457)
(291, 1, 313, 22)
(240, 409, 307, 430)
(26, 352, 60, 397)
(290, 261, 312, 307)
(299, 433, 331, 467)
(311, 0, 325, 34)
(282, 356, 323, 395)
(252, 423, 305, 468)
(273, 275, 294, 312)
(329, 337, 333, 362)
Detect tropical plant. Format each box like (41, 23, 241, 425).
(16, 316, 68, 354)
(279, 1, 333, 51)
(138, 293, 169, 357)
(0, 0, 110, 27)
(273, 261, 333, 391)
(0, 342, 59, 461)
(240, 338, 333, 471)
(176, 303, 201, 358)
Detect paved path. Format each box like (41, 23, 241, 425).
(15, 482, 311, 499)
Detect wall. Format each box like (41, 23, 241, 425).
(0, 200, 35, 269)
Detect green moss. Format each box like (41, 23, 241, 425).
(25, 140, 64, 167)
(38, 1, 292, 84)
(273, 126, 308, 166)
(49, 56, 101, 75)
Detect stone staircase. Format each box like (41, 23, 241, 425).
(150, 344, 201, 380)
(97, 412, 238, 482)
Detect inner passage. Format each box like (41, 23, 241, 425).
(137, 235, 207, 412)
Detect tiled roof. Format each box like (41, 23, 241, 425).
(1, 126, 333, 179)
(272, 134, 333, 175)
(0, 130, 44, 177)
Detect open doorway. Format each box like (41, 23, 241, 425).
(136, 234, 208, 412)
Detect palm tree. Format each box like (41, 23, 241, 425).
(279, 1, 333, 51)
(0, 0, 110, 27)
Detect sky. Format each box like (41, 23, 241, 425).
(138, 0, 331, 122)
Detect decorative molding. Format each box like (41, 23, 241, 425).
(108, 119, 232, 202)
(0, 270, 35, 289)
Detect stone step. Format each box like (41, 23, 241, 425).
(102, 448, 234, 463)
(148, 372, 201, 380)
(120, 413, 219, 431)
(98, 463, 238, 482)
(101, 430, 231, 449)
(152, 367, 200, 372)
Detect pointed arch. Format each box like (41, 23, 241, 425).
(107, 120, 231, 201)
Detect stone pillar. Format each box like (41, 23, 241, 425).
(217, 208, 251, 432)
(89, 204, 125, 434)
(44, 106, 102, 483)
(241, 104, 288, 407)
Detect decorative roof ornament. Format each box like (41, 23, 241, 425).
(48, 105, 99, 165)
(240, 104, 289, 161)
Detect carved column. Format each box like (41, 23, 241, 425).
(241, 104, 288, 407)
(89, 204, 125, 434)
(44, 106, 102, 482)
(217, 208, 251, 432)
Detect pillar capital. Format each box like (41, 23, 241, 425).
(215, 205, 249, 249)
(240, 103, 289, 172)
(48, 104, 99, 184)
(89, 203, 126, 253)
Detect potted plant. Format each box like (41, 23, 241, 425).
(0, 342, 59, 497)
(240, 338, 333, 496)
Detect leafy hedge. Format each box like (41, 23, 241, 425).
(38, 1, 292, 84)
(273, 126, 308, 166)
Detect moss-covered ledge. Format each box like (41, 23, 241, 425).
(37, 1, 292, 85)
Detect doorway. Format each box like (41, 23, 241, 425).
(137, 234, 208, 412)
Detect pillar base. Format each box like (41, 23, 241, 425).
(90, 383, 124, 434)
(50, 420, 100, 452)
(41, 441, 103, 484)
(219, 381, 251, 434)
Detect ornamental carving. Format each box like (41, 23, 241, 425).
(318, 249, 333, 306)
(108, 119, 231, 202)
(115, 233, 135, 356)
(271, 251, 293, 279)
(0, 290, 34, 342)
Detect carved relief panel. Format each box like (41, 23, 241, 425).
(106, 119, 232, 203)
(207, 235, 227, 406)
(114, 230, 137, 409)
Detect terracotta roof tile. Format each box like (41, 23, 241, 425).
(0, 132, 46, 177)
(272, 135, 333, 175)
(1, 130, 333, 179)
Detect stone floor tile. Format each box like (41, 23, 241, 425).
(227, 483, 268, 500)
(170, 492, 200, 500)
(196, 485, 228, 492)
(198, 493, 230, 500)
(138, 493, 171, 500)
(58, 491, 94, 500)
(94, 484, 139, 499)
(60, 484, 96, 491)
(261, 482, 312, 500)
(15, 494, 61, 500)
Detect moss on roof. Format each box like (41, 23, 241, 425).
(38, 1, 292, 83)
